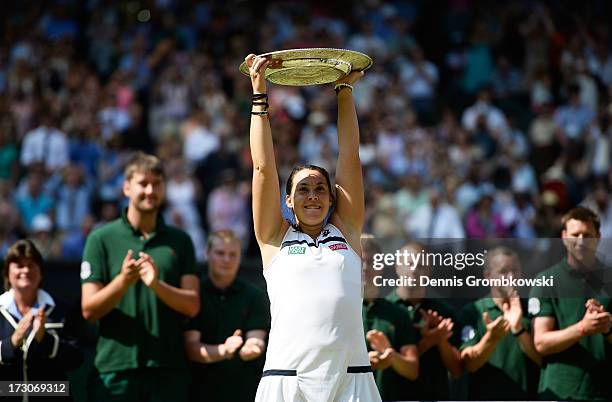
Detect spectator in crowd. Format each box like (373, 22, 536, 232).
(393, 174, 428, 223)
(0, 2, 611, 401)
(180, 109, 219, 166)
(554, 84, 595, 143)
(81, 152, 200, 402)
(61, 214, 95, 261)
(54, 163, 93, 232)
(465, 193, 509, 238)
(459, 247, 541, 400)
(0, 123, 18, 183)
(530, 206, 612, 401)
(19, 112, 69, 173)
(387, 241, 462, 400)
(207, 170, 250, 248)
(183, 230, 270, 402)
(462, 22, 495, 95)
(461, 86, 509, 138)
(1, 0, 609, 262)
(16, 171, 54, 231)
(398, 46, 439, 125)
(29, 213, 61, 259)
(361, 235, 419, 401)
(405, 188, 465, 239)
(164, 157, 206, 261)
(581, 179, 612, 240)
(0, 180, 19, 257)
(0, 239, 83, 401)
(298, 109, 337, 163)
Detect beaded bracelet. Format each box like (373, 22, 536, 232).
(334, 83, 353, 95)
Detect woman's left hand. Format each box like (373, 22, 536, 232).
(33, 307, 47, 343)
(334, 70, 365, 86)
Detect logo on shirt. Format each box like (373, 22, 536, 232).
(322, 229, 330, 237)
(461, 325, 476, 343)
(288, 246, 306, 255)
(80, 261, 92, 280)
(329, 243, 348, 251)
(528, 297, 541, 315)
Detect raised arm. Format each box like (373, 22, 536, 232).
(246, 54, 287, 253)
(334, 72, 365, 236)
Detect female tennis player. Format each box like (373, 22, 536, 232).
(246, 53, 382, 402)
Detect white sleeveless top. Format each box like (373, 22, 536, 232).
(263, 223, 370, 377)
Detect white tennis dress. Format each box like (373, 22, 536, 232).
(255, 224, 382, 402)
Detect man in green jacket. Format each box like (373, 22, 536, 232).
(184, 230, 270, 402)
(530, 206, 612, 401)
(81, 152, 200, 402)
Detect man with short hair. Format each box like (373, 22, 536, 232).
(184, 230, 270, 402)
(387, 242, 462, 400)
(361, 235, 419, 401)
(81, 152, 200, 402)
(459, 247, 541, 400)
(530, 206, 612, 401)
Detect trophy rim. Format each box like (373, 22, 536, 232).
(239, 48, 373, 86)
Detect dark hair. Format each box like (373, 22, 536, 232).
(361, 234, 382, 255)
(3, 239, 44, 289)
(124, 152, 164, 180)
(285, 164, 333, 198)
(561, 206, 600, 233)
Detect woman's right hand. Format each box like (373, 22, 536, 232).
(245, 54, 269, 94)
(11, 312, 33, 347)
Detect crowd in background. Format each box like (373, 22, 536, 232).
(0, 0, 611, 264)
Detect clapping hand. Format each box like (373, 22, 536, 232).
(33, 304, 47, 343)
(223, 329, 244, 359)
(11, 312, 34, 347)
(137, 252, 159, 288)
(483, 312, 510, 341)
(367, 330, 393, 370)
(239, 337, 265, 361)
(415, 309, 454, 345)
(120, 249, 141, 286)
(501, 292, 523, 333)
(579, 299, 611, 336)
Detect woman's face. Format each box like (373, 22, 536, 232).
(8, 258, 42, 292)
(286, 169, 333, 227)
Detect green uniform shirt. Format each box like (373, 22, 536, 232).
(529, 258, 611, 401)
(81, 210, 198, 373)
(387, 293, 459, 400)
(185, 276, 270, 402)
(459, 297, 539, 400)
(362, 298, 417, 401)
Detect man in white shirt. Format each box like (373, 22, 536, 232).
(20, 113, 69, 172)
(405, 188, 465, 239)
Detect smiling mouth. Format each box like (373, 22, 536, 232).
(304, 206, 321, 210)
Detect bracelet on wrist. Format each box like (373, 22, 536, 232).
(251, 110, 269, 116)
(511, 326, 526, 337)
(252, 101, 269, 109)
(334, 83, 353, 95)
